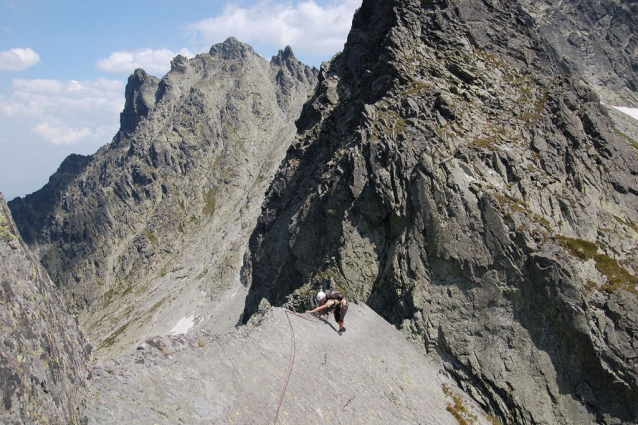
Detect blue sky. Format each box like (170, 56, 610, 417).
(0, 0, 361, 201)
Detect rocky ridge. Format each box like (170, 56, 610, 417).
(0, 193, 90, 424)
(243, 0, 638, 423)
(85, 304, 492, 425)
(8, 38, 318, 359)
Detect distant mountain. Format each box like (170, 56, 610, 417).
(0, 193, 90, 424)
(243, 0, 638, 423)
(8, 38, 318, 358)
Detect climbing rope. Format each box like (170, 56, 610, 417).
(273, 309, 325, 425)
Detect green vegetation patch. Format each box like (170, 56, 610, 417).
(494, 194, 529, 215)
(145, 230, 159, 247)
(121, 285, 133, 298)
(595, 254, 638, 294)
(517, 91, 548, 127)
(147, 298, 165, 316)
(472, 123, 509, 151)
(616, 129, 638, 151)
(402, 80, 432, 95)
(556, 235, 597, 260)
(203, 186, 217, 216)
(612, 214, 638, 234)
(557, 235, 638, 294)
(99, 321, 131, 349)
(0, 209, 19, 245)
(103, 288, 115, 307)
(474, 136, 500, 151)
(102, 284, 134, 308)
(443, 384, 479, 425)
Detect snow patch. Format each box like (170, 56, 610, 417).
(607, 105, 638, 121)
(169, 316, 195, 335)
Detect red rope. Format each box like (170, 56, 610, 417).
(273, 310, 325, 424)
(285, 309, 327, 322)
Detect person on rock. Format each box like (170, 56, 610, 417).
(306, 289, 349, 335)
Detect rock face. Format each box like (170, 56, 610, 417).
(243, 1, 638, 424)
(518, 0, 638, 106)
(8, 37, 318, 359)
(0, 193, 90, 424)
(606, 105, 638, 146)
(85, 305, 491, 425)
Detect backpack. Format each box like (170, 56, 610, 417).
(325, 289, 344, 301)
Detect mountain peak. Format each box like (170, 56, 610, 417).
(119, 68, 160, 134)
(271, 45, 295, 65)
(209, 37, 258, 60)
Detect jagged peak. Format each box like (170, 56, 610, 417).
(209, 37, 258, 61)
(169, 54, 190, 73)
(131, 68, 148, 79)
(271, 45, 296, 66)
(126, 68, 160, 90)
(120, 67, 160, 134)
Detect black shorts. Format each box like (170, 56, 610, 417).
(334, 302, 348, 322)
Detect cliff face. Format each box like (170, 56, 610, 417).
(244, 1, 638, 423)
(8, 38, 318, 358)
(0, 193, 90, 423)
(518, 0, 638, 106)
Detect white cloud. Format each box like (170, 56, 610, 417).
(0, 47, 40, 71)
(96, 47, 195, 75)
(34, 122, 93, 146)
(0, 77, 125, 146)
(185, 0, 361, 56)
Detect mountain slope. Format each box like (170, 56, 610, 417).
(518, 0, 638, 106)
(85, 304, 491, 425)
(8, 38, 318, 359)
(243, 0, 638, 423)
(0, 193, 90, 424)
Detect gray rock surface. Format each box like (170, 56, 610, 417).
(605, 105, 638, 147)
(518, 0, 638, 106)
(8, 38, 318, 360)
(86, 304, 491, 425)
(244, 0, 638, 423)
(0, 192, 91, 424)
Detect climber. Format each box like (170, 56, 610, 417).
(306, 289, 349, 335)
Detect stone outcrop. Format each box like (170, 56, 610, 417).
(0, 193, 90, 424)
(85, 305, 491, 425)
(243, 1, 638, 423)
(8, 37, 318, 359)
(518, 0, 638, 106)
(119, 69, 160, 135)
